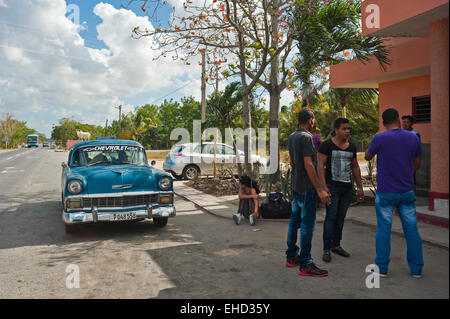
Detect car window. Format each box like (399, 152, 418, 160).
(223, 145, 235, 155)
(170, 146, 184, 154)
(193, 145, 201, 153)
(202, 144, 215, 154)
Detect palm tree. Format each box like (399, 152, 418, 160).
(131, 104, 161, 142)
(327, 87, 378, 118)
(206, 81, 244, 133)
(293, 0, 391, 107)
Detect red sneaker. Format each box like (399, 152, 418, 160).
(298, 263, 328, 277)
(285, 255, 299, 267)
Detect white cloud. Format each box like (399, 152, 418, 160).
(0, 0, 200, 137)
(2, 46, 32, 65)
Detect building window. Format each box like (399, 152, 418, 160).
(412, 95, 431, 123)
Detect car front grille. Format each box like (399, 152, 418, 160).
(82, 194, 159, 208)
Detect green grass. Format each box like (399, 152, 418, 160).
(146, 150, 170, 160)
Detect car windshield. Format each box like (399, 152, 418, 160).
(71, 145, 148, 167)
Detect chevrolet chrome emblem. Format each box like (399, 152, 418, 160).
(112, 184, 133, 189)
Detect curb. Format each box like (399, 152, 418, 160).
(416, 211, 449, 228)
(347, 218, 449, 250)
(175, 192, 448, 250)
(174, 192, 230, 220)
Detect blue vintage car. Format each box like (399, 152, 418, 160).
(61, 138, 175, 233)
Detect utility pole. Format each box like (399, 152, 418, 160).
(201, 51, 206, 124)
(115, 105, 122, 138)
(213, 65, 219, 179)
(104, 119, 108, 136)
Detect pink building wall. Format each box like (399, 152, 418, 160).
(378, 75, 431, 143)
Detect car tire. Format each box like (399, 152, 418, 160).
(171, 172, 183, 180)
(65, 224, 78, 234)
(182, 165, 200, 180)
(153, 217, 168, 228)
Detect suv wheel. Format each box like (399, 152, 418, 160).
(183, 165, 200, 180)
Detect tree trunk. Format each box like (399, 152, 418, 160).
(242, 89, 252, 176)
(269, 0, 281, 181)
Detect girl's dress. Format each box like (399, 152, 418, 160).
(236, 187, 255, 219)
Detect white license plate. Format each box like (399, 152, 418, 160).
(111, 212, 136, 221)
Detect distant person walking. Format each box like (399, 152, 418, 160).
(318, 118, 364, 263)
(311, 122, 322, 152)
(365, 108, 424, 278)
(286, 108, 331, 277)
(401, 115, 421, 142)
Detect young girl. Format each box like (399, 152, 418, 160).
(233, 175, 260, 226)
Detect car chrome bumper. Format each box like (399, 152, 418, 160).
(63, 205, 176, 224)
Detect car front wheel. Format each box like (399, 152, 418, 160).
(153, 217, 168, 228)
(65, 224, 78, 234)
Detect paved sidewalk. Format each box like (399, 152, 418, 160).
(174, 181, 449, 249)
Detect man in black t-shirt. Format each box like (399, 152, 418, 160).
(286, 108, 331, 277)
(318, 118, 364, 263)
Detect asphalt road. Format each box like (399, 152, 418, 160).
(0, 148, 448, 299)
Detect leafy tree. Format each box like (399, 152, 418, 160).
(51, 118, 104, 146)
(131, 104, 160, 144)
(131, 0, 297, 175)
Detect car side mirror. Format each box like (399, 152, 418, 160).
(151, 160, 156, 166)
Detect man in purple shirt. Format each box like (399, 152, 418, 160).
(365, 108, 424, 278)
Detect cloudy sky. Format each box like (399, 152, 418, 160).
(0, 0, 294, 138)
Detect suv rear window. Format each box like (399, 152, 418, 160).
(170, 146, 184, 154)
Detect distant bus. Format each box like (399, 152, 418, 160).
(27, 134, 39, 148)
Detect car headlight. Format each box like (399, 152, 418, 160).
(67, 180, 83, 194)
(158, 176, 172, 191)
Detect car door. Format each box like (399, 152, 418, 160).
(219, 144, 236, 173)
(199, 144, 215, 175)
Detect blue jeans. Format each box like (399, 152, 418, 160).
(323, 185, 353, 250)
(375, 191, 424, 275)
(286, 189, 317, 268)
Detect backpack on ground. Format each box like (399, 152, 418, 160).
(260, 192, 293, 219)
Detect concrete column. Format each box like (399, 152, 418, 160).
(429, 18, 449, 211)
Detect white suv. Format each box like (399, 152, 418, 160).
(163, 142, 267, 180)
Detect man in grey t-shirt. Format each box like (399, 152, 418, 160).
(286, 108, 331, 277)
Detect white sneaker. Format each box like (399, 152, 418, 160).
(412, 274, 422, 279)
(233, 214, 242, 225)
(249, 214, 256, 226)
(371, 269, 388, 278)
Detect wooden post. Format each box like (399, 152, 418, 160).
(201, 51, 206, 124)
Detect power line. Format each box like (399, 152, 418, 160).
(153, 81, 193, 103)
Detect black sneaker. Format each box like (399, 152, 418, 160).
(322, 250, 331, 262)
(331, 246, 350, 257)
(299, 263, 328, 277)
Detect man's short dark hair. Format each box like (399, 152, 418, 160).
(298, 108, 315, 125)
(382, 108, 399, 125)
(402, 115, 414, 123)
(334, 117, 350, 129)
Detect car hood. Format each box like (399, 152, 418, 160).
(70, 165, 160, 194)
